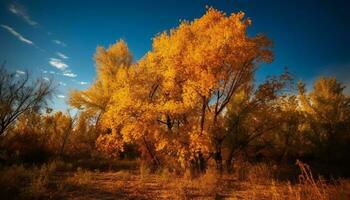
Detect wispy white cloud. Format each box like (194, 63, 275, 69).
(59, 81, 67, 86)
(52, 40, 66, 47)
(1, 24, 34, 45)
(43, 77, 50, 81)
(8, 3, 38, 26)
(49, 58, 68, 70)
(56, 52, 68, 59)
(79, 81, 88, 85)
(62, 71, 77, 78)
(57, 94, 65, 99)
(16, 70, 26, 75)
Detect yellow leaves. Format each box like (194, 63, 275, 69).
(312, 77, 343, 100)
(69, 40, 134, 120)
(188, 129, 211, 157)
(162, 66, 176, 92)
(145, 7, 271, 101)
(298, 77, 349, 123)
(155, 139, 167, 151)
(96, 133, 124, 155)
(182, 81, 199, 109)
(95, 39, 132, 77)
(95, 41, 133, 97)
(113, 87, 132, 109)
(70, 7, 275, 167)
(119, 123, 142, 143)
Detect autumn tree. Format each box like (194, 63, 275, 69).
(44, 111, 77, 158)
(2, 108, 99, 162)
(68, 112, 100, 158)
(4, 109, 50, 162)
(224, 72, 291, 172)
(273, 95, 304, 163)
(92, 8, 274, 173)
(69, 40, 133, 127)
(298, 77, 350, 163)
(0, 66, 54, 136)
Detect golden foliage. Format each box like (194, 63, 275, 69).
(70, 7, 273, 168)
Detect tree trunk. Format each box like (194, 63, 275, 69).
(190, 151, 207, 177)
(200, 97, 207, 134)
(142, 135, 160, 171)
(214, 141, 223, 173)
(226, 148, 235, 173)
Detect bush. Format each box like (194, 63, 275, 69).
(0, 165, 29, 198)
(66, 167, 93, 187)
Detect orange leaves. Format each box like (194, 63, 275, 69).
(96, 132, 124, 156)
(188, 129, 211, 155)
(70, 7, 274, 167)
(95, 39, 132, 79)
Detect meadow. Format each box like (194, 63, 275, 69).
(1, 159, 349, 200)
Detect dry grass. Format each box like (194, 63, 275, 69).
(0, 160, 349, 199)
(226, 160, 350, 200)
(65, 167, 94, 186)
(0, 161, 59, 199)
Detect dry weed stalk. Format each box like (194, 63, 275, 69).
(296, 160, 328, 200)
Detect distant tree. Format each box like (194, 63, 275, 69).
(68, 112, 99, 158)
(0, 66, 54, 136)
(5, 110, 50, 162)
(298, 77, 350, 162)
(224, 73, 291, 172)
(273, 95, 304, 163)
(3, 109, 95, 161)
(51, 111, 77, 158)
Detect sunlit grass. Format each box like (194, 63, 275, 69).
(0, 160, 349, 199)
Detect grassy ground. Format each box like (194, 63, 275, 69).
(1, 160, 349, 199)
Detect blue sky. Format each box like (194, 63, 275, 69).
(0, 0, 349, 111)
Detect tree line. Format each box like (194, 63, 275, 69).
(1, 8, 349, 175)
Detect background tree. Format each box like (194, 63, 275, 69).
(0, 66, 54, 136)
(68, 112, 100, 158)
(272, 95, 304, 163)
(224, 72, 291, 172)
(298, 77, 350, 163)
(4, 109, 50, 162)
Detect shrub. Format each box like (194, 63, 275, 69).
(66, 167, 93, 186)
(0, 165, 29, 198)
